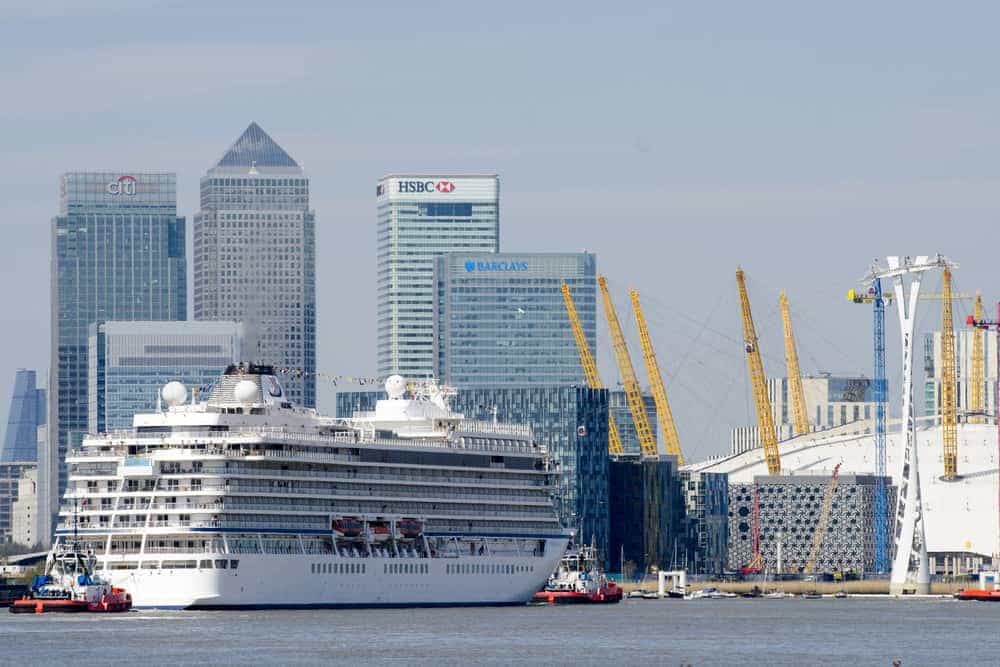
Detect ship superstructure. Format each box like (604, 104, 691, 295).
(56, 364, 568, 608)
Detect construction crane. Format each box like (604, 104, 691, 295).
(970, 293, 985, 424)
(736, 267, 781, 475)
(598, 276, 658, 458)
(561, 282, 624, 455)
(629, 288, 685, 464)
(779, 291, 810, 437)
(803, 462, 842, 574)
(740, 487, 763, 575)
(968, 304, 1000, 562)
(941, 267, 958, 479)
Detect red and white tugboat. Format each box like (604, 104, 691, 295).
(9, 543, 132, 614)
(532, 545, 622, 605)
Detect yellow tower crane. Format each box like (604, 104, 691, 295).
(598, 276, 659, 458)
(561, 282, 624, 455)
(941, 267, 958, 479)
(970, 293, 985, 424)
(736, 267, 781, 475)
(803, 462, 842, 574)
(629, 288, 685, 464)
(778, 291, 810, 437)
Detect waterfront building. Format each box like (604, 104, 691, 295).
(679, 470, 729, 576)
(377, 174, 499, 379)
(609, 390, 657, 456)
(88, 321, 243, 433)
(730, 375, 880, 455)
(337, 385, 611, 561)
(923, 330, 998, 420)
(1, 369, 46, 462)
(434, 252, 595, 387)
(727, 473, 894, 574)
(0, 462, 34, 544)
(193, 122, 316, 408)
(608, 455, 684, 576)
(49, 172, 186, 543)
(10, 466, 37, 547)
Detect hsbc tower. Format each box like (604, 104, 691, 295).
(376, 174, 499, 378)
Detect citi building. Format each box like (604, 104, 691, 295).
(376, 174, 499, 378)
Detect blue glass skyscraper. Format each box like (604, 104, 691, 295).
(1, 370, 45, 462)
(434, 252, 596, 387)
(48, 172, 186, 539)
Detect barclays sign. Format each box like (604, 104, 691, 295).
(464, 260, 529, 273)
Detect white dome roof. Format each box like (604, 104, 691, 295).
(233, 379, 259, 404)
(385, 375, 406, 399)
(161, 381, 187, 407)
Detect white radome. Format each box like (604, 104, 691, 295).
(233, 379, 259, 404)
(161, 381, 187, 407)
(385, 375, 406, 399)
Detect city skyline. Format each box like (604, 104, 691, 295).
(3, 3, 1000, 463)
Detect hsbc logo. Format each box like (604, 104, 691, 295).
(107, 175, 137, 196)
(397, 180, 456, 194)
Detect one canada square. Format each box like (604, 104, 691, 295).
(193, 123, 316, 407)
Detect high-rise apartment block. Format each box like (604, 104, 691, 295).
(88, 321, 243, 433)
(193, 123, 316, 407)
(377, 175, 499, 378)
(49, 172, 186, 541)
(434, 252, 595, 387)
(1, 370, 45, 463)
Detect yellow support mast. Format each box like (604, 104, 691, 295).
(803, 462, 842, 574)
(941, 267, 958, 479)
(736, 267, 781, 475)
(630, 288, 685, 464)
(970, 292, 985, 424)
(779, 291, 810, 437)
(561, 282, 624, 455)
(598, 276, 659, 458)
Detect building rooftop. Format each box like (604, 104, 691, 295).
(216, 122, 298, 169)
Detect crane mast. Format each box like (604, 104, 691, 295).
(779, 291, 810, 437)
(871, 279, 889, 573)
(803, 462, 842, 574)
(941, 267, 958, 479)
(561, 282, 624, 455)
(970, 293, 985, 423)
(598, 276, 658, 458)
(629, 288, 685, 464)
(736, 268, 781, 475)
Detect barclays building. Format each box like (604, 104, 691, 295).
(434, 252, 597, 387)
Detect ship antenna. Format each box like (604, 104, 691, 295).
(73, 491, 79, 547)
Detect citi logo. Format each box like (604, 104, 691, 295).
(107, 175, 137, 196)
(397, 180, 456, 194)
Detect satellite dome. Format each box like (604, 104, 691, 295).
(385, 375, 406, 399)
(161, 381, 188, 407)
(233, 379, 259, 404)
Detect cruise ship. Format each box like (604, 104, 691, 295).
(56, 364, 569, 609)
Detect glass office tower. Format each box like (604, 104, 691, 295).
(376, 174, 499, 378)
(1, 369, 46, 462)
(434, 252, 596, 387)
(88, 321, 243, 433)
(193, 122, 316, 407)
(49, 172, 186, 540)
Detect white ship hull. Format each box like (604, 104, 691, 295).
(104, 540, 568, 609)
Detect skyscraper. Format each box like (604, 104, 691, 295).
(434, 252, 595, 387)
(377, 174, 499, 378)
(1, 369, 45, 462)
(48, 172, 186, 540)
(193, 122, 316, 407)
(88, 321, 243, 433)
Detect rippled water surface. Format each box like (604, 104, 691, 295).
(3, 597, 997, 665)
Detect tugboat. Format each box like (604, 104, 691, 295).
(9, 543, 132, 614)
(533, 545, 623, 604)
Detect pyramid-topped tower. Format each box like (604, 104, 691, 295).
(193, 123, 316, 408)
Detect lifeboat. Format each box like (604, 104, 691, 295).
(956, 588, 1000, 601)
(369, 521, 391, 542)
(397, 518, 424, 538)
(332, 516, 364, 538)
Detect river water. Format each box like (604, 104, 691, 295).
(3, 597, 996, 665)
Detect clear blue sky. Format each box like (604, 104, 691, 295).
(1, 1, 998, 461)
